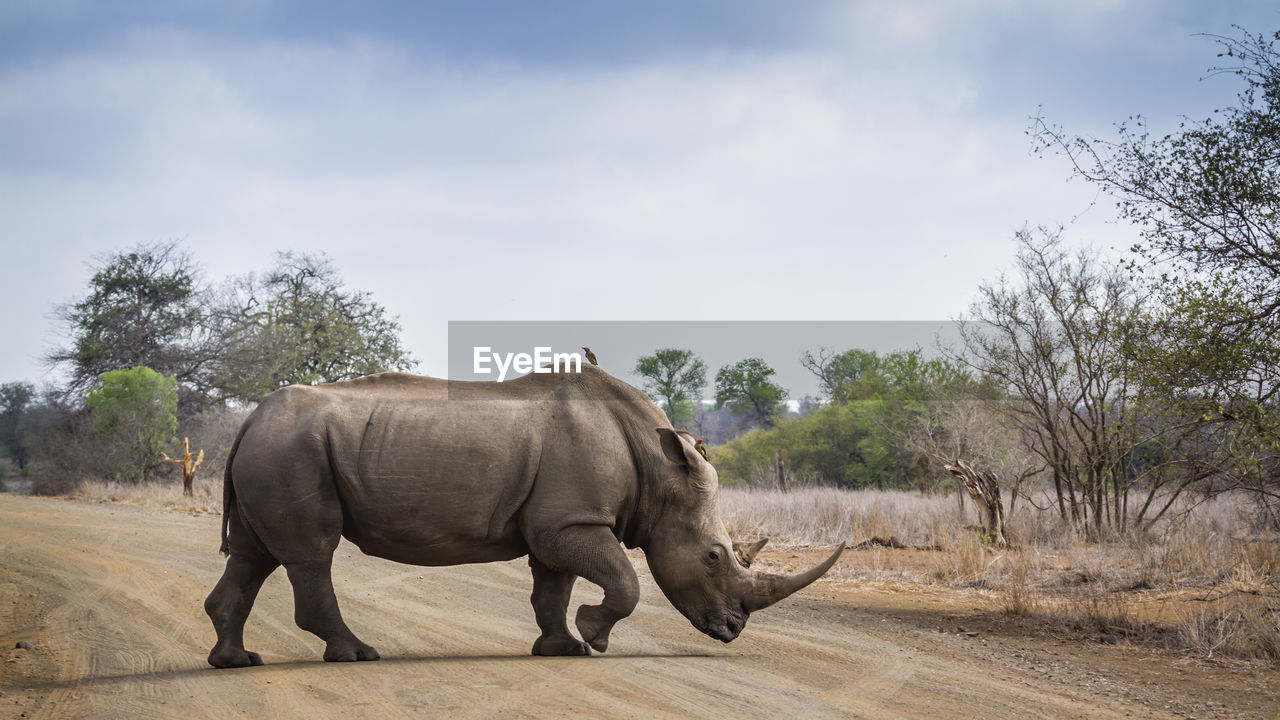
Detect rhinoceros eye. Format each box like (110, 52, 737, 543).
(707, 549, 720, 562)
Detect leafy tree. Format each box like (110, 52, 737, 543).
(780, 403, 875, 487)
(0, 382, 35, 471)
(860, 350, 973, 488)
(714, 358, 788, 429)
(713, 350, 976, 491)
(21, 390, 92, 495)
(800, 348, 880, 404)
(212, 252, 417, 402)
(48, 242, 210, 400)
(958, 229, 1212, 533)
(714, 397, 921, 490)
(1037, 28, 1280, 330)
(1034, 26, 1280, 523)
(635, 348, 706, 427)
(47, 244, 418, 410)
(900, 371, 1040, 543)
(85, 366, 178, 483)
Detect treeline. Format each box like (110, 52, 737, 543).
(708, 349, 971, 492)
(631, 344, 977, 491)
(0, 245, 416, 493)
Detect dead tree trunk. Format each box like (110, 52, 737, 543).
(162, 437, 205, 497)
(945, 459, 1007, 547)
(775, 449, 788, 493)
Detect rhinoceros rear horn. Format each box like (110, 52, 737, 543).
(741, 543, 845, 613)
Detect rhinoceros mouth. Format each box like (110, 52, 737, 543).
(705, 626, 737, 643)
(699, 614, 746, 643)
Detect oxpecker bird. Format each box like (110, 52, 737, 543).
(582, 347, 598, 366)
(695, 438, 708, 460)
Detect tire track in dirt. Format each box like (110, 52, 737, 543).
(2, 494, 1270, 719)
(0, 500, 240, 719)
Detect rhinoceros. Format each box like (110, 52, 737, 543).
(204, 366, 844, 668)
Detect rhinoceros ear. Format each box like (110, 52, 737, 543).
(656, 427, 697, 467)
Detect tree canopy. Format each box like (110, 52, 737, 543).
(635, 348, 706, 428)
(0, 382, 35, 471)
(713, 349, 968, 490)
(85, 366, 178, 484)
(47, 245, 417, 408)
(957, 228, 1188, 532)
(714, 358, 788, 429)
(48, 242, 209, 398)
(211, 252, 417, 403)
(1035, 25, 1280, 525)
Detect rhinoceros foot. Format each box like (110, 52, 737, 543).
(323, 639, 380, 663)
(575, 604, 615, 653)
(208, 647, 265, 669)
(532, 634, 591, 657)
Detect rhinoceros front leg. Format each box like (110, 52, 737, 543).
(530, 525, 639, 654)
(528, 557, 590, 656)
(283, 561, 380, 663)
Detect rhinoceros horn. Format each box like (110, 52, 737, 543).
(740, 543, 845, 612)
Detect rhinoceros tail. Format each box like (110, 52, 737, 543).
(219, 480, 232, 556)
(219, 423, 249, 556)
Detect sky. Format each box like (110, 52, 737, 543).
(2, 0, 1278, 393)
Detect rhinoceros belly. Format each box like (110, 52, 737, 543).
(336, 476, 532, 566)
(330, 401, 540, 567)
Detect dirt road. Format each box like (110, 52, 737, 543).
(1, 494, 1274, 719)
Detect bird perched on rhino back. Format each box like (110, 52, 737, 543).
(581, 347, 598, 366)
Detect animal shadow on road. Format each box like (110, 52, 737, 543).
(21, 652, 722, 691)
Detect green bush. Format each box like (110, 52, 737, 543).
(85, 366, 177, 483)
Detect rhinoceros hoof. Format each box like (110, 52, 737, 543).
(208, 648, 264, 669)
(532, 634, 591, 657)
(323, 640, 381, 662)
(574, 605, 613, 653)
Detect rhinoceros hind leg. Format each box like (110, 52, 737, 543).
(575, 604, 621, 654)
(322, 639, 381, 663)
(206, 553, 279, 668)
(528, 557, 590, 656)
(209, 647, 265, 669)
(283, 561, 380, 663)
(528, 525, 639, 655)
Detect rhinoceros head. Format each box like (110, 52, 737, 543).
(646, 428, 844, 643)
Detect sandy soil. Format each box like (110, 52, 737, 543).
(1, 493, 1276, 719)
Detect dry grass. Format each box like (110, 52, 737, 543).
(69, 477, 222, 514)
(719, 487, 959, 548)
(1177, 596, 1280, 661)
(720, 485, 1280, 664)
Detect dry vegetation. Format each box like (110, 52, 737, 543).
(721, 486, 1280, 664)
(68, 476, 222, 515)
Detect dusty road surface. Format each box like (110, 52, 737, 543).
(1, 494, 1276, 719)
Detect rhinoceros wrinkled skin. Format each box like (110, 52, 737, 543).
(204, 366, 844, 668)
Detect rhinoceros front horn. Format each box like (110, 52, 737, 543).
(740, 543, 845, 613)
